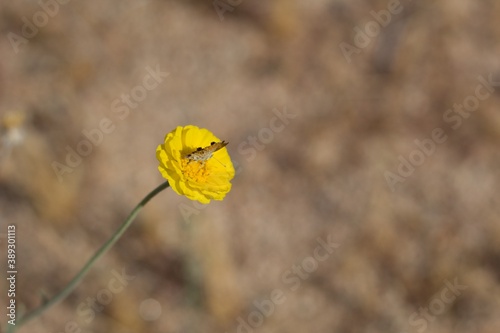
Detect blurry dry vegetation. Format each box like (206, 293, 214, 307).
(1, 0, 500, 332)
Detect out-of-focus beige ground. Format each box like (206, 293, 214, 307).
(1, 0, 500, 332)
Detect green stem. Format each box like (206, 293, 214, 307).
(10, 181, 170, 332)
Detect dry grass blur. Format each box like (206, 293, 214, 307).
(1, 0, 500, 332)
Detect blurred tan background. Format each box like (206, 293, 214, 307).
(1, 0, 500, 332)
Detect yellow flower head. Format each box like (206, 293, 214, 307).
(156, 125, 235, 204)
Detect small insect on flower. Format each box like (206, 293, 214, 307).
(184, 141, 228, 164)
(156, 125, 235, 204)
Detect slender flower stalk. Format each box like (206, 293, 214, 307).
(7, 125, 234, 333)
(8, 181, 170, 332)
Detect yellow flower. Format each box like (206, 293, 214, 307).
(156, 125, 235, 204)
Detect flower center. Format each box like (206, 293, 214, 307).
(181, 158, 211, 183)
